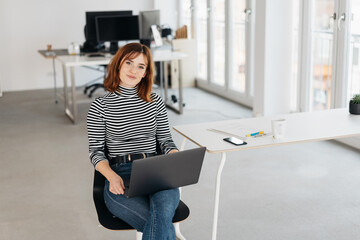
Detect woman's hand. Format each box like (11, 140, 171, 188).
(108, 173, 125, 195)
(96, 161, 125, 195)
(168, 149, 179, 154)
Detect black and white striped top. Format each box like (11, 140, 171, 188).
(87, 86, 178, 168)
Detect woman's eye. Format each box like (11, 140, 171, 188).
(125, 61, 131, 65)
(139, 66, 145, 70)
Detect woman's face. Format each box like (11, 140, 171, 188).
(119, 53, 147, 88)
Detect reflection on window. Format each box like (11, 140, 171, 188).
(310, 0, 334, 111)
(182, 0, 192, 38)
(232, 0, 246, 92)
(213, 0, 225, 86)
(348, 1, 360, 102)
(291, 0, 300, 111)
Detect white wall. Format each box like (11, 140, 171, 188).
(154, 0, 178, 29)
(1, 0, 178, 92)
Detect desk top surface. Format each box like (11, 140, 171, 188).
(53, 49, 187, 67)
(38, 49, 69, 59)
(173, 108, 360, 153)
(56, 54, 112, 66)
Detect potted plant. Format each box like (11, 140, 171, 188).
(349, 94, 360, 115)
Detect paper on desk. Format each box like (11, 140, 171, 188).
(208, 123, 272, 142)
(207, 123, 252, 140)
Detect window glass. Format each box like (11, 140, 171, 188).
(347, 1, 360, 101)
(310, 0, 335, 111)
(197, 0, 208, 80)
(213, 0, 225, 86)
(232, 0, 246, 92)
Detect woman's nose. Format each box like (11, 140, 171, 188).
(129, 65, 137, 73)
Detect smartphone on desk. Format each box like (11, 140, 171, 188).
(223, 137, 247, 146)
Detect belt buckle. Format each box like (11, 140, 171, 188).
(127, 153, 147, 162)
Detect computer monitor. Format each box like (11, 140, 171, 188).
(83, 10, 132, 52)
(95, 15, 139, 54)
(139, 10, 160, 46)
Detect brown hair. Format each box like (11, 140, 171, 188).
(104, 43, 154, 102)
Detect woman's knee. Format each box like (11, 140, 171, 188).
(150, 188, 180, 215)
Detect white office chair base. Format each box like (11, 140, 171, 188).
(175, 222, 186, 240)
(135, 223, 186, 240)
(136, 231, 142, 240)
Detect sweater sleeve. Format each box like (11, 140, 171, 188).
(154, 94, 178, 154)
(87, 98, 108, 168)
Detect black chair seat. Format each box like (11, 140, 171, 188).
(93, 169, 190, 230)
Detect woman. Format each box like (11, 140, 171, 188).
(87, 43, 179, 240)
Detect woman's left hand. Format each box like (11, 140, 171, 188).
(168, 149, 179, 154)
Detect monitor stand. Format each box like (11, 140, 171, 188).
(140, 39, 151, 48)
(109, 42, 119, 54)
(81, 40, 99, 53)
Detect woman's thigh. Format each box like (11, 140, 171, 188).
(104, 180, 150, 230)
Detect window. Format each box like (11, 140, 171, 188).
(232, 0, 247, 92)
(196, 0, 208, 80)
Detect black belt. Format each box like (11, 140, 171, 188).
(110, 152, 156, 165)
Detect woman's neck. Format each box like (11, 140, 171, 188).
(117, 85, 138, 97)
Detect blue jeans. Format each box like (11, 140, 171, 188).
(104, 162, 180, 240)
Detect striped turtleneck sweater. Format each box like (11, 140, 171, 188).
(87, 86, 178, 168)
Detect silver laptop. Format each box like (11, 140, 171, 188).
(123, 147, 206, 198)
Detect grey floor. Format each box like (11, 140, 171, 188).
(1, 87, 360, 240)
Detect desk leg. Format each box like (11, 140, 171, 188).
(164, 59, 184, 114)
(52, 58, 58, 104)
(62, 64, 76, 123)
(174, 137, 188, 240)
(178, 59, 184, 114)
(62, 63, 69, 112)
(212, 152, 226, 240)
(163, 61, 169, 103)
(159, 61, 164, 99)
(70, 67, 77, 123)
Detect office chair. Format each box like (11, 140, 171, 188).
(81, 24, 107, 98)
(93, 169, 190, 239)
(83, 65, 107, 98)
(93, 142, 189, 239)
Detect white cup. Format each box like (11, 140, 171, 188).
(73, 43, 80, 54)
(271, 119, 287, 139)
(67, 43, 74, 55)
(68, 42, 80, 55)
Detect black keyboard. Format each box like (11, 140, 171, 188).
(87, 53, 105, 57)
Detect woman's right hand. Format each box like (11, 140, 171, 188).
(108, 174, 125, 195)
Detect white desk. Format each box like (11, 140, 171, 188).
(57, 50, 187, 123)
(173, 108, 360, 240)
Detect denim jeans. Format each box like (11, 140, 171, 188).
(104, 162, 180, 240)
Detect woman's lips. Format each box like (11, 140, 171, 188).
(126, 74, 136, 80)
